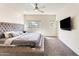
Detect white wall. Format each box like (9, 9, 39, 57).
(0, 4, 24, 24)
(24, 15, 57, 36)
(56, 4, 79, 55)
(0, 12, 24, 24)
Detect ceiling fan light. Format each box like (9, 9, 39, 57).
(34, 9, 38, 12)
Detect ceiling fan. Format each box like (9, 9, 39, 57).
(31, 3, 45, 13)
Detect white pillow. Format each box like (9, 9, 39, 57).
(3, 31, 14, 38)
(15, 31, 23, 35)
(11, 32, 20, 37)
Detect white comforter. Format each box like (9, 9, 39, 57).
(4, 33, 43, 47)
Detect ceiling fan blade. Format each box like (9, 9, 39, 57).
(31, 3, 38, 8)
(31, 3, 35, 8)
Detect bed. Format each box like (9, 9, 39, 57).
(0, 22, 44, 56)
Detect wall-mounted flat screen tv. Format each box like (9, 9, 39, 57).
(60, 17, 71, 30)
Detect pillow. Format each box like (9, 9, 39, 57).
(8, 33, 14, 38)
(11, 32, 20, 37)
(15, 31, 23, 35)
(0, 33, 5, 39)
(3, 31, 23, 38)
(3, 31, 14, 38)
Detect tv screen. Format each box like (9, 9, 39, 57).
(60, 17, 71, 30)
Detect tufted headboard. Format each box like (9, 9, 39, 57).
(0, 22, 24, 36)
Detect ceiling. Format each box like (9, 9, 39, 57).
(0, 3, 68, 14)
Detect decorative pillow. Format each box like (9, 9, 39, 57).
(8, 33, 14, 38)
(3, 31, 14, 38)
(0, 33, 5, 39)
(11, 32, 20, 37)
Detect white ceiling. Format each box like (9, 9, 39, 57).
(0, 3, 68, 14)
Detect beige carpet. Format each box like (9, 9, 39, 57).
(44, 37, 77, 56)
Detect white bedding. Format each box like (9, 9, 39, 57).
(4, 33, 43, 47)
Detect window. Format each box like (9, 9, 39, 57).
(26, 20, 40, 28)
